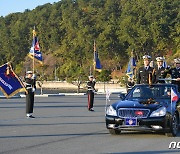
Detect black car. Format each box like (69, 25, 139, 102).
(106, 84, 180, 137)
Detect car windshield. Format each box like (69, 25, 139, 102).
(125, 84, 177, 101)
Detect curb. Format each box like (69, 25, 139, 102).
(2, 92, 125, 98)
(20, 94, 65, 98)
(62, 93, 86, 96)
(0, 96, 21, 99)
(19, 93, 86, 97)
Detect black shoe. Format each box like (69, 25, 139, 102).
(27, 115, 35, 119)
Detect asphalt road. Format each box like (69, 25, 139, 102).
(0, 94, 180, 154)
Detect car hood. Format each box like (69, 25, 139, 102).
(112, 100, 164, 110)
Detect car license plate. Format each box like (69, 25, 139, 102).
(124, 118, 138, 126)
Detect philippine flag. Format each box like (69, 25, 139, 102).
(171, 88, 179, 102)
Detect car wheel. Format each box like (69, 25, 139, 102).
(165, 114, 178, 137)
(109, 129, 121, 135)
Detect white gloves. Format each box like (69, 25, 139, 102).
(32, 74, 36, 79)
(32, 88, 36, 92)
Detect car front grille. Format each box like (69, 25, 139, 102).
(118, 108, 150, 118)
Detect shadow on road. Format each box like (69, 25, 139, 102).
(108, 130, 180, 137)
(0, 130, 108, 139)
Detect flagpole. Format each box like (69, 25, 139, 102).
(32, 26, 35, 74)
(93, 40, 96, 76)
(93, 40, 102, 76)
(90, 66, 92, 76)
(171, 88, 173, 115)
(105, 89, 111, 115)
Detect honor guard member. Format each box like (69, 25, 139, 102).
(165, 58, 180, 92)
(25, 71, 36, 118)
(87, 75, 96, 111)
(126, 77, 135, 93)
(154, 57, 166, 83)
(137, 55, 156, 84)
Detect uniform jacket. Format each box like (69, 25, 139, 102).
(25, 77, 36, 93)
(165, 67, 180, 92)
(87, 81, 96, 92)
(137, 66, 156, 84)
(154, 66, 166, 83)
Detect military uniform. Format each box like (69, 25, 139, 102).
(154, 57, 166, 83)
(165, 67, 180, 92)
(25, 71, 36, 118)
(137, 55, 156, 84)
(137, 66, 155, 84)
(154, 66, 166, 83)
(87, 76, 96, 111)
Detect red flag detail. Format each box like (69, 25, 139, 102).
(171, 88, 178, 102)
(34, 42, 40, 50)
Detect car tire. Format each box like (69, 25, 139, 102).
(109, 129, 121, 135)
(165, 114, 178, 137)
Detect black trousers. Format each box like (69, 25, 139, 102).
(87, 91, 94, 110)
(26, 92, 34, 114)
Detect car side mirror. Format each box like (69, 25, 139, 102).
(119, 93, 126, 100)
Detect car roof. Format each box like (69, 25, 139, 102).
(135, 84, 176, 86)
(133, 84, 178, 90)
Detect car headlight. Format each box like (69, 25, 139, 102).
(106, 105, 117, 116)
(150, 107, 166, 117)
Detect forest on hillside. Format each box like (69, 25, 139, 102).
(0, 0, 179, 81)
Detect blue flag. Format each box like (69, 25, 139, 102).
(0, 63, 27, 98)
(28, 29, 43, 64)
(93, 41, 102, 72)
(126, 57, 136, 78)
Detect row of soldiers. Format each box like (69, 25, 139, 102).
(127, 55, 180, 93)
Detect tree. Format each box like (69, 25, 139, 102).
(0, 0, 178, 80)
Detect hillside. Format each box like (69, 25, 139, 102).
(0, 0, 179, 81)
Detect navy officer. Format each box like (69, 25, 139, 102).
(25, 71, 36, 118)
(165, 58, 180, 92)
(137, 55, 156, 84)
(154, 57, 166, 83)
(87, 75, 96, 111)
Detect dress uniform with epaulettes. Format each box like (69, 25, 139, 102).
(165, 58, 180, 92)
(87, 75, 96, 111)
(137, 66, 155, 84)
(137, 55, 156, 84)
(154, 57, 166, 83)
(25, 71, 36, 118)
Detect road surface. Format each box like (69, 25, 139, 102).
(0, 94, 179, 154)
